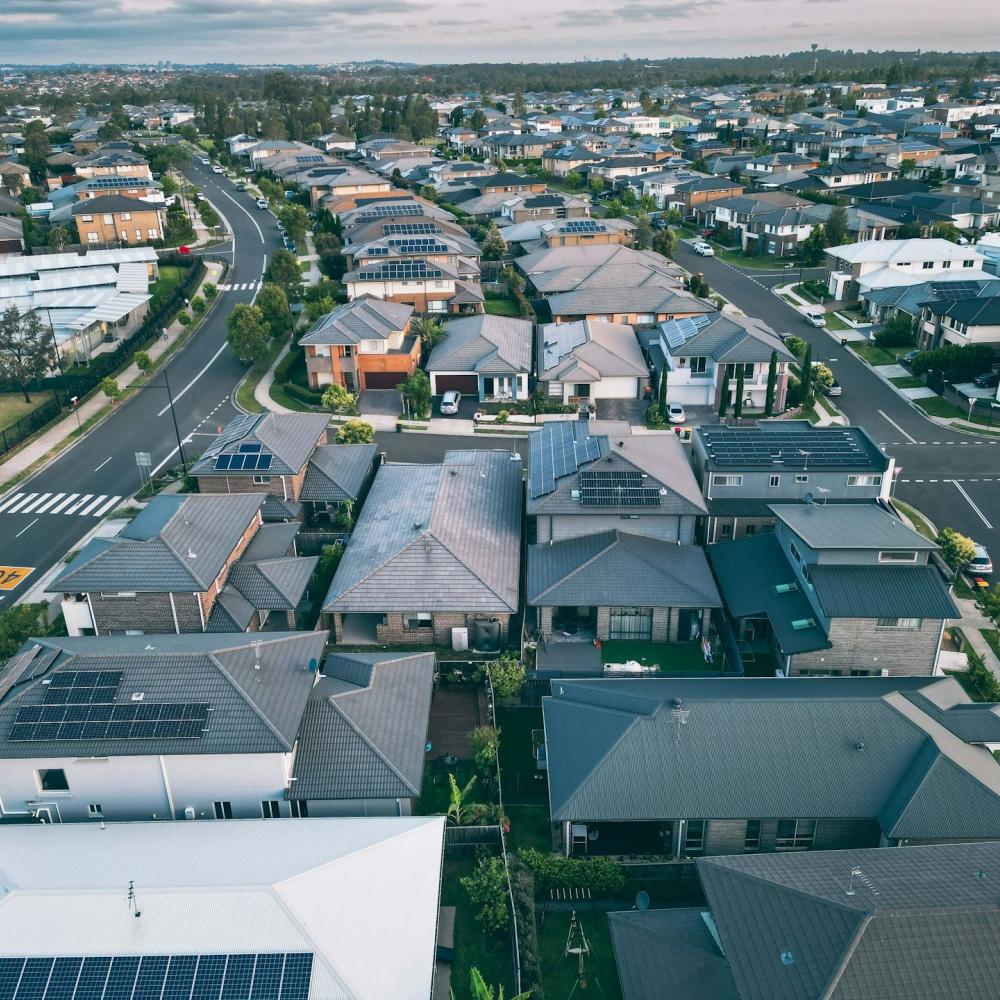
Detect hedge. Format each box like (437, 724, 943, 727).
(282, 380, 324, 406)
(517, 847, 626, 896)
(507, 856, 545, 1000)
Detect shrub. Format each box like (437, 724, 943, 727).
(495, 409, 509, 424)
(134, 351, 152, 374)
(283, 380, 324, 407)
(507, 857, 545, 1000)
(460, 852, 509, 934)
(190, 296, 206, 314)
(480, 654, 525, 701)
(938, 527, 976, 571)
(203, 283, 218, 299)
(873, 315, 915, 348)
(518, 848, 626, 897)
(783, 335, 806, 358)
(176, 311, 192, 327)
(469, 725, 499, 781)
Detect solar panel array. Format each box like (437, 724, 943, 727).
(358, 261, 443, 281)
(560, 220, 607, 233)
(215, 453, 273, 472)
(701, 428, 872, 469)
(929, 280, 988, 301)
(43, 671, 122, 704)
(0, 953, 313, 1000)
(362, 246, 390, 256)
(356, 202, 423, 219)
(203, 414, 258, 459)
(578, 469, 661, 507)
(382, 223, 438, 235)
(386, 238, 450, 253)
(84, 177, 149, 190)
(9, 702, 210, 742)
(659, 313, 713, 351)
(528, 421, 603, 499)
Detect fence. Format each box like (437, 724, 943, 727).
(621, 860, 702, 883)
(443, 824, 502, 859)
(0, 393, 65, 459)
(295, 530, 349, 555)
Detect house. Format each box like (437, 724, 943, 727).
(343, 259, 484, 316)
(537, 217, 635, 247)
(481, 132, 552, 159)
(323, 450, 521, 651)
(299, 443, 379, 521)
(543, 674, 1000, 858)
(49, 493, 316, 636)
(825, 238, 987, 301)
(313, 131, 357, 152)
(801, 160, 895, 190)
(547, 286, 709, 326)
(692, 422, 894, 542)
(299, 296, 420, 391)
(526, 419, 707, 543)
(425, 314, 533, 401)
(542, 145, 603, 176)
(0, 817, 445, 1000)
(610, 841, 1000, 1000)
(225, 132, 259, 156)
(537, 319, 649, 404)
(498, 192, 590, 223)
(73, 147, 153, 181)
(343, 230, 481, 282)
(708, 503, 958, 677)
(919, 294, 1000, 348)
(71, 194, 165, 246)
(0, 213, 23, 257)
(0, 158, 30, 192)
(863, 276, 1000, 327)
(672, 176, 745, 218)
(652, 313, 792, 410)
(515, 244, 684, 298)
(192, 411, 331, 507)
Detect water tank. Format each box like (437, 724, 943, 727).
(451, 627, 469, 652)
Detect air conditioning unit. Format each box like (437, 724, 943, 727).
(183, 806, 196, 820)
(451, 627, 469, 652)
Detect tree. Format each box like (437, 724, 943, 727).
(728, 164, 742, 184)
(96, 121, 122, 142)
(480, 223, 507, 261)
(784, 335, 806, 358)
(799, 225, 828, 266)
(399, 369, 431, 419)
(811, 362, 834, 392)
(469, 108, 487, 131)
(335, 419, 374, 444)
(412, 316, 446, 353)
(134, 351, 152, 375)
(899, 158, 917, 178)
(733, 367, 746, 420)
(824, 204, 849, 247)
(873, 315, 915, 348)
(263, 248, 304, 300)
(100, 377, 121, 402)
(801, 342, 814, 403)
(0, 307, 55, 402)
(718, 368, 731, 417)
(937, 527, 976, 573)
(633, 211, 653, 249)
(565, 170, 583, 190)
(460, 854, 509, 934)
(484, 654, 525, 701)
(446, 772, 478, 826)
(0, 603, 53, 662)
(47, 225, 71, 252)
(588, 174, 605, 196)
(978, 585, 1000, 630)
(468, 968, 531, 1000)
(652, 227, 678, 258)
(255, 282, 291, 337)
(226, 303, 269, 364)
(277, 202, 308, 244)
(321, 383, 357, 415)
(764, 350, 778, 416)
(658, 365, 668, 421)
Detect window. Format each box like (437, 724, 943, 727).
(404, 612, 433, 629)
(775, 818, 816, 850)
(712, 474, 743, 487)
(922, 260, 934, 269)
(963, 259, 976, 268)
(789, 540, 802, 563)
(689, 356, 707, 374)
(876, 617, 922, 629)
(213, 800, 233, 820)
(878, 550, 917, 563)
(769, 475, 781, 487)
(261, 800, 281, 819)
(683, 820, 706, 855)
(252, 475, 271, 485)
(87, 233, 99, 243)
(745, 525, 756, 536)
(744, 819, 762, 852)
(88, 803, 103, 818)
(942, 260, 951, 269)
(102, 214, 114, 224)
(38, 769, 69, 792)
(720, 523, 733, 538)
(147, 228, 158, 239)
(80, 214, 93, 222)
(290, 800, 309, 818)
(121, 212, 131, 221)
(795, 474, 809, 484)
(847, 474, 882, 487)
(791, 617, 816, 631)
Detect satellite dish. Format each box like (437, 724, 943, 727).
(635, 891, 650, 911)
(802, 492, 814, 505)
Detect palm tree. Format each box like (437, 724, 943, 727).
(446, 772, 478, 826)
(413, 316, 446, 350)
(467, 968, 532, 1000)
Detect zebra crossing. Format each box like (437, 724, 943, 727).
(0, 491, 123, 519)
(218, 280, 260, 292)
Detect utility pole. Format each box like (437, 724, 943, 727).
(162, 369, 188, 477)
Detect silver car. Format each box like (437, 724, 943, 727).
(440, 390, 461, 415)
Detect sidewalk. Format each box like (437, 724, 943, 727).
(952, 595, 1000, 682)
(0, 260, 225, 493)
(301, 232, 321, 286)
(254, 340, 294, 414)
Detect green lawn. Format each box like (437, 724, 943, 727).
(825, 312, 851, 332)
(982, 629, 1000, 662)
(234, 332, 289, 414)
(914, 396, 965, 419)
(505, 804, 552, 854)
(149, 264, 184, 306)
(890, 375, 925, 389)
(537, 911, 623, 1000)
(415, 759, 484, 816)
(497, 707, 548, 806)
(892, 499, 936, 541)
(0, 391, 54, 434)
(953, 575, 978, 601)
(484, 297, 521, 317)
(848, 342, 901, 367)
(709, 243, 792, 270)
(600, 639, 716, 672)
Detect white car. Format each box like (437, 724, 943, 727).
(667, 403, 686, 424)
(255, 198, 268, 210)
(970, 543, 993, 577)
(804, 310, 827, 328)
(692, 241, 715, 257)
(212, 164, 225, 174)
(199, 157, 210, 166)
(439, 390, 462, 415)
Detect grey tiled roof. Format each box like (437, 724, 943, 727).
(49, 494, 265, 593)
(323, 450, 522, 614)
(547, 286, 708, 319)
(300, 444, 378, 503)
(229, 556, 318, 610)
(771, 503, 935, 550)
(299, 295, 414, 347)
(0, 632, 326, 758)
(670, 314, 793, 364)
(810, 564, 958, 620)
(243, 522, 300, 562)
(542, 676, 1000, 837)
(528, 531, 721, 609)
(206, 585, 256, 632)
(191, 412, 330, 477)
(425, 314, 533, 376)
(261, 495, 303, 522)
(698, 842, 1000, 1000)
(538, 320, 648, 381)
(289, 651, 434, 801)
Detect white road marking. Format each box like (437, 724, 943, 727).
(216, 187, 265, 244)
(77, 495, 107, 516)
(876, 410, 917, 444)
(949, 479, 994, 529)
(156, 340, 230, 417)
(48, 493, 78, 514)
(5, 493, 37, 514)
(94, 456, 112, 472)
(15, 518, 38, 538)
(33, 494, 65, 513)
(0, 492, 26, 513)
(92, 496, 122, 518)
(63, 494, 94, 515)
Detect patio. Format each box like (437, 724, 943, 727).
(600, 640, 720, 673)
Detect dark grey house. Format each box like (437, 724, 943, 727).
(611, 841, 1000, 1000)
(299, 443, 379, 521)
(692, 421, 895, 542)
(707, 502, 958, 677)
(543, 675, 1000, 859)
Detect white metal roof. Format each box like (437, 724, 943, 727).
(829, 237, 986, 265)
(0, 817, 444, 1000)
(0, 246, 157, 279)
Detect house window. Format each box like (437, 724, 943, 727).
(712, 474, 743, 487)
(38, 769, 69, 792)
(404, 612, 433, 629)
(795, 474, 809, 484)
(720, 523, 733, 537)
(744, 819, 762, 852)
(689, 356, 707, 373)
(683, 820, 706, 855)
(775, 819, 816, 850)
(80, 214, 93, 222)
(878, 550, 917, 563)
(789, 540, 802, 563)
(769, 475, 781, 487)
(847, 474, 882, 487)
(261, 800, 281, 819)
(88, 803, 103, 818)
(876, 617, 922, 629)
(102, 214, 114, 224)
(922, 261, 934, 269)
(791, 617, 816, 631)
(252, 475, 271, 485)
(963, 259, 975, 268)
(213, 800, 233, 820)
(290, 800, 309, 818)
(148, 228, 158, 239)
(87, 233, 99, 243)
(121, 212, 131, 221)
(942, 260, 951, 269)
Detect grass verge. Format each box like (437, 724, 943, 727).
(890, 376, 925, 389)
(848, 342, 901, 366)
(233, 333, 289, 414)
(982, 629, 1000, 662)
(914, 396, 965, 419)
(892, 498, 936, 540)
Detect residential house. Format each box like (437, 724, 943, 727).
(313, 131, 357, 152)
(49, 493, 316, 636)
(225, 132, 259, 156)
(640, 166, 711, 210)
(73, 147, 152, 182)
(498, 192, 590, 223)
(307, 166, 393, 212)
(708, 502, 958, 677)
(544, 674, 1000, 858)
(0, 213, 23, 257)
(542, 145, 603, 176)
(589, 156, 661, 183)
(610, 842, 1000, 1000)
(674, 176, 746, 220)
(481, 133, 553, 159)
(920, 294, 1000, 349)
(692, 421, 894, 542)
(863, 276, 1000, 327)
(71, 194, 165, 246)
(343, 230, 481, 285)
(192, 411, 331, 508)
(799, 160, 895, 191)
(516, 244, 684, 298)
(0, 814, 445, 1000)
(742, 152, 820, 175)
(343, 258, 484, 315)
(425, 314, 532, 401)
(547, 286, 711, 326)
(323, 450, 521, 651)
(537, 319, 649, 404)
(536, 218, 635, 248)
(299, 443, 379, 522)
(0, 158, 30, 192)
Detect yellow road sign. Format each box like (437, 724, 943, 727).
(0, 566, 33, 591)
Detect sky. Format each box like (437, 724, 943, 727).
(0, 0, 988, 66)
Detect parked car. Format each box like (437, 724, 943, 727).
(667, 403, 686, 424)
(236, 182, 247, 191)
(440, 390, 462, 415)
(804, 309, 826, 328)
(283, 241, 297, 254)
(902, 349, 922, 366)
(692, 241, 715, 257)
(255, 198, 268, 209)
(973, 371, 1000, 389)
(970, 542, 993, 576)
(823, 379, 843, 397)
(212, 164, 225, 174)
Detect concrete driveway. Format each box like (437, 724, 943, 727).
(359, 390, 402, 416)
(595, 398, 649, 424)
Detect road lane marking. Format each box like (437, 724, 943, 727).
(48, 493, 78, 513)
(156, 341, 231, 416)
(94, 456, 112, 471)
(14, 519, 38, 538)
(64, 494, 93, 514)
(18, 493, 52, 514)
(0, 566, 33, 588)
(92, 496, 122, 518)
(5, 493, 37, 514)
(0, 492, 26, 513)
(33, 493, 65, 513)
(949, 479, 994, 529)
(216, 186, 265, 244)
(77, 495, 107, 516)
(876, 410, 917, 444)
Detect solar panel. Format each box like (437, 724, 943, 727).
(383, 222, 437, 235)
(9, 702, 210, 742)
(215, 455, 233, 470)
(357, 202, 423, 219)
(257, 455, 272, 470)
(0, 955, 312, 1000)
(561, 220, 606, 233)
(229, 455, 246, 470)
(358, 261, 444, 280)
(204, 413, 258, 459)
(700, 427, 871, 469)
(363, 245, 390, 256)
(386, 238, 449, 253)
(43, 671, 122, 705)
(579, 470, 643, 488)
(579, 487, 662, 507)
(528, 421, 604, 498)
(238, 443, 262, 453)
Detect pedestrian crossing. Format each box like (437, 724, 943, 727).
(0, 491, 123, 519)
(218, 281, 260, 292)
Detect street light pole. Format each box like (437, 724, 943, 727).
(161, 368, 188, 477)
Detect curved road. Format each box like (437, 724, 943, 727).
(0, 160, 286, 605)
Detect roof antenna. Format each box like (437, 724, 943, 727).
(127, 880, 142, 918)
(253, 640, 262, 672)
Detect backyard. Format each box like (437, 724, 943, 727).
(484, 293, 521, 317)
(149, 264, 185, 307)
(537, 910, 623, 1000)
(600, 639, 718, 672)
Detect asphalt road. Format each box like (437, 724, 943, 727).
(0, 160, 286, 605)
(675, 239, 1000, 561)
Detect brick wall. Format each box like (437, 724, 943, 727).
(791, 617, 944, 676)
(652, 607, 669, 642)
(197, 471, 308, 502)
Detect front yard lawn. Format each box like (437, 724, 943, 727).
(914, 396, 965, 419)
(537, 911, 623, 1000)
(890, 376, 925, 389)
(825, 312, 851, 332)
(600, 639, 715, 672)
(149, 264, 184, 306)
(892, 499, 936, 541)
(849, 342, 901, 366)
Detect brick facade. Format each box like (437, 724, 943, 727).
(331, 611, 511, 648)
(197, 467, 310, 502)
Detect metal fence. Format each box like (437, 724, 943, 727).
(0, 393, 64, 459)
(443, 824, 502, 859)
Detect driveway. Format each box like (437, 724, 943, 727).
(596, 398, 648, 424)
(359, 389, 402, 416)
(432, 394, 480, 420)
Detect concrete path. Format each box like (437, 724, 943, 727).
(301, 232, 322, 286)
(952, 594, 1000, 681)
(253, 340, 294, 414)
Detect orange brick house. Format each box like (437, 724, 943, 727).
(300, 296, 420, 391)
(71, 194, 165, 246)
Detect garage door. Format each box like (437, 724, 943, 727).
(435, 374, 478, 393)
(364, 371, 407, 389)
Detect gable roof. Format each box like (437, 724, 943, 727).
(548, 286, 708, 318)
(299, 295, 413, 346)
(809, 564, 959, 620)
(228, 555, 318, 611)
(300, 444, 377, 503)
(289, 651, 434, 801)
(191, 412, 330, 477)
(771, 502, 934, 550)
(665, 313, 792, 364)
(71, 194, 160, 215)
(323, 450, 522, 614)
(425, 314, 533, 375)
(538, 319, 648, 381)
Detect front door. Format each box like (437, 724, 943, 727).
(482, 377, 494, 398)
(679, 608, 701, 641)
(343, 371, 355, 391)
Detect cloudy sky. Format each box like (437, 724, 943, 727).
(0, 0, 986, 65)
